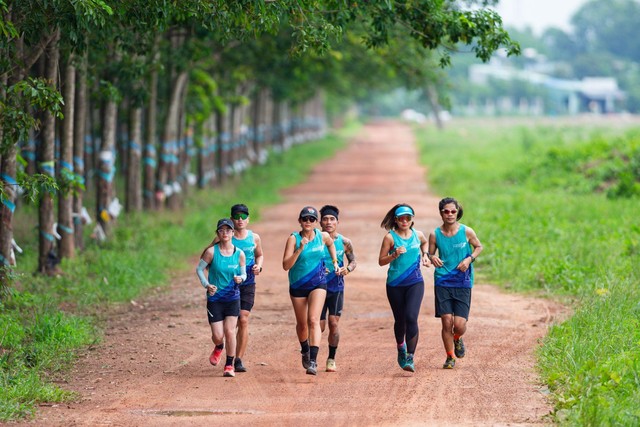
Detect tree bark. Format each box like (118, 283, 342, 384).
(160, 71, 188, 210)
(73, 53, 88, 250)
(426, 84, 444, 130)
(0, 55, 14, 293)
(38, 30, 60, 274)
(58, 60, 76, 259)
(216, 109, 230, 183)
(126, 106, 142, 212)
(97, 96, 118, 236)
(143, 51, 159, 210)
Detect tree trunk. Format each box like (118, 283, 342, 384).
(216, 109, 231, 182)
(38, 30, 60, 274)
(426, 84, 444, 130)
(143, 54, 159, 210)
(97, 97, 117, 236)
(73, 53, 88, 251)
(126, 106, 142, 212)
(58, 60, 76, 259)
(0, 63, 13, 293)
(160, 71, 188, 210)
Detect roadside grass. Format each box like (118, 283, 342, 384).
(0, 123, 358, 421)
(415, 118, 640, 425)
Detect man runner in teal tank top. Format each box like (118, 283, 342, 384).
(229, 204, 264, 373)
(427, 197, 483, 369)
(319, 205, 357, 373)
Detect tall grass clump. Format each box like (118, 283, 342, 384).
(415, 117, 640, 425)
(1, 122, 358, 421)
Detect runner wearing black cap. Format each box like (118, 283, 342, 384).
(282, 206, 339, 375)
(196, 218, 247, 377)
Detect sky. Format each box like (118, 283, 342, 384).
(494, 0, 589, 35)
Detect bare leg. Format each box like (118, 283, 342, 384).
(440, 314, 455, 354)
(307, 289, 327, 347)
(236, 309, 251, 359)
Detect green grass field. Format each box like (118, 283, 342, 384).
(415, 117, 640, 425)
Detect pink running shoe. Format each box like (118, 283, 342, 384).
(223, 365, 235, 377)
(209, 346, 223, 366)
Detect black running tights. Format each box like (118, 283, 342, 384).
(386, 281, 424, 354)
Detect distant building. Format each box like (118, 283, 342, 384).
(467, 63, 625, 115)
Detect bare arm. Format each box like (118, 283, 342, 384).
(378, 233, 400, 266)
(323, 231, 340, 272)
(341, 236, 357, 276)
(417, 230, 432, 267)
(455, 226, 483, 272)
(252, 232, 264, 275)
(428, 231, 443, 268)
(282, 234, 302, 271)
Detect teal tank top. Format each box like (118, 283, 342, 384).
(233, 230, 256, 286)
(386, 229, 423, 287)
(323, 234, 345, 293)
(434, 224, 473, 288)
(207, 244, 241, 302)
(288, 229, 327, 290)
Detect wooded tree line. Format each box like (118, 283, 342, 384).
(0, 0, 518, 292)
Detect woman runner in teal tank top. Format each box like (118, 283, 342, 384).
(427, 197, 483, 370)
(195, 218, 247, 378)
(282, 206, 339, 376)
(378, 204, 431, 373)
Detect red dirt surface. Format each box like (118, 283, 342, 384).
(19, 121, 565, 426)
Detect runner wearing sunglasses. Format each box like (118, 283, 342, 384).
(282, 206, 339, 375)
(228, 204, 264, 373)
(427, 197, 483, 369)
(378, 203, 431, 373)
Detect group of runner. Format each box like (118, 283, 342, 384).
(195, 197, 483, 377)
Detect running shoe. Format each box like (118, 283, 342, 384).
(443, 356, 456, 369)
(301, 350, 311, 369)
(209, 346, 223, 366)
(234, 358, 247, 373)
(397, 342, 407, 368)
(454, 337, 466, 358)
(306, 360, 317, 375)
(326, 358, 337, 372)
(402, 354, 415, 373)
(223, 365, 235, 377)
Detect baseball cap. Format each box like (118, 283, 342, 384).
(217, 218, 235, 231)
(299, 206, 319, 220)
(231, 204, 249, 215)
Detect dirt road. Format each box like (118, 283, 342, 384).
(25, 121, 563, 426)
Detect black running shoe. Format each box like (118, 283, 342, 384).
(443, 356, 456, 369)
(301, 350, 311, 369)
(234, 358, 247, 373)
(306, 360, 317, 375)
(454, 338, 466, 358)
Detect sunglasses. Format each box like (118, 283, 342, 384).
(395, 215, 413, 222)
(300, 217, 317, 223)
(441, 209, 458, 215)
(231, 213, 249, 220)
